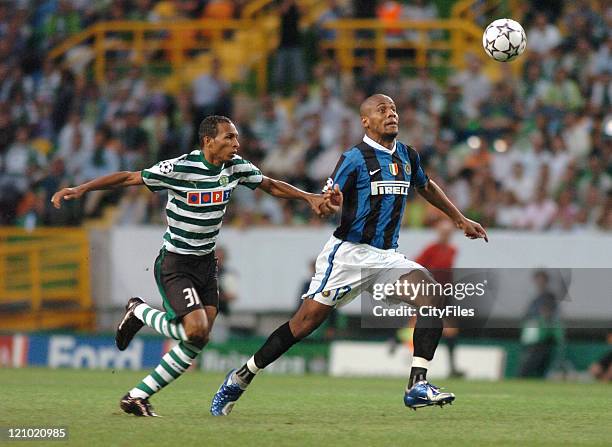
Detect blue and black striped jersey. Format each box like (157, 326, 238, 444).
(326, 136, 429, 250)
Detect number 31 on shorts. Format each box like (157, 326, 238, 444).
(183, 288, 201, 307)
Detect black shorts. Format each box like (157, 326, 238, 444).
(154, 249, 219, 321)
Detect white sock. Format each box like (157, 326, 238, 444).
(230, 356, 261, 388)
(411, 356, 431, 370)
(407, 357, 431, 391)
(247, 356, 261, 374)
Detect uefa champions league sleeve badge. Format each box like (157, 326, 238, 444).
(158, 161, 174, 175)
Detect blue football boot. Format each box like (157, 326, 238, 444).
(404, 380, 455, 410)
(210, 369, 245, 416)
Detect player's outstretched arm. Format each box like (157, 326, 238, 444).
(258, 176, 332, 217)
(418, 179, 488, 242)
(51, 171, 144, 209)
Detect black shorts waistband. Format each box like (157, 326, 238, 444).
(162, 249, 215, 261)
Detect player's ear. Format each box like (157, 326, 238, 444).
(361, 115, 368, 129)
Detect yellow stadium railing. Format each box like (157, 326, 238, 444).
(48, 4, 516, 93)
(320, 19, 485, 73)
(48, 1, 328, 94)
(0, 228, 94, 331)
(49, 19, 253, 85)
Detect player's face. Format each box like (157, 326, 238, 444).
(209, 122, 240, 163)
(363, 99, 399, 140)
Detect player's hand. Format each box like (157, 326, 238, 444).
(306, 194, 328, 218)
(325, 184, 343, 208)
(51, 186, 85, 209)
(319, 185, 342, 217)
(457, 217, 488, 242)
(320, 184, 342, 214)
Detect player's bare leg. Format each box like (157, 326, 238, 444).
(182, 307, 215, 348)
(210, 299, 333, 416)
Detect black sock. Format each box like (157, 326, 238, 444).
(235, 322, 299, 387)
(447, 336, 457, 373)
(254, 322, 298, 368)
(413, 314, 443, 359)
(409, 314, 443, 388)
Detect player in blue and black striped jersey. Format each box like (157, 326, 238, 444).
(212, 94, 488, 415)
(325, 128, 429, 250)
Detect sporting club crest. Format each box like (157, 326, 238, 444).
(219, 175, 229, 187)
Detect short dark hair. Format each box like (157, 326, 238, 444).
(198, 115, 232, 143)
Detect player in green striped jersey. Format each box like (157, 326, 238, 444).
(51, 115, 332, 416)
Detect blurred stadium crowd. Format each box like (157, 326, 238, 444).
(0, 0, 610, 231)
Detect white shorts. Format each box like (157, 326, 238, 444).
(302, 235, 424, 308)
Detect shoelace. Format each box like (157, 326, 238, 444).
(428, 384, 440, 392)
(426, 384, 452, 395)
(135, 399, 152, 415)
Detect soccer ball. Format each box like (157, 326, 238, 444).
(482, 19, 527, 62)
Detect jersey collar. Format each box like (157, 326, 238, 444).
(363, 134, 396, 154)
(197, 150, 224, 172)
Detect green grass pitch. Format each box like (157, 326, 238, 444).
(1, 368, 611, 446)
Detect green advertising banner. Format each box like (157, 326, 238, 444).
(199, 339, 330, 375)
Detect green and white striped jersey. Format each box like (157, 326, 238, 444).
(141, 149, 263, 255)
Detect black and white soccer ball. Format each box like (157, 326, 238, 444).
(482, 19, 527, 62)
(158, 160, 174, 174)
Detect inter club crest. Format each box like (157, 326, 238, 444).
(404, 163, 411, 175)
